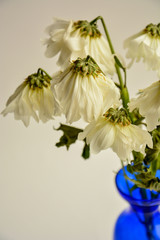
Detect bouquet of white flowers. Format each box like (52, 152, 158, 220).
(2, 16, 160, 192)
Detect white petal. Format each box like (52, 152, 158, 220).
(129, 81, 160, 131)
(2, 81, 60, 126)
(124, 30, 160, 77)
(53, 65, 120, 124)
(90, 122, 115, 154)
(78, 112, 153, 161)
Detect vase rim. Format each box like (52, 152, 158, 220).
(115, 168, 160, 207)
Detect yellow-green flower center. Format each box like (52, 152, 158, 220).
(73, 20, 101, 38)
(25, 71, 51, 90)
(103, 108, 131, 126)
(71, 56, 103, 77)
(144, 23, 160, 37)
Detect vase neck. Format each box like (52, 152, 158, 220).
(131, 204, 159, 214)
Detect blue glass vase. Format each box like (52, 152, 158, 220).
(114, 168, 160, 240)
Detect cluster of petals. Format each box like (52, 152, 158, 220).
(78, 115, 153, 161)
(52, 66, 120, 124)
(124, 30, 160, 77)
(2, 82, 60, 127)
(44, 18, 115, 75)
(129, 81, 160, 131)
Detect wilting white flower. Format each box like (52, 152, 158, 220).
(44, 18, 115, 75)
(52, 56, 120, 124)
(1, 70, 60, 127)
(78, 108, 153, 161)
(129, 81, 160, 131)
(124, 23, 160, 77)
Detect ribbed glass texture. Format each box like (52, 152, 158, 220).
(114, 168, 160, 240)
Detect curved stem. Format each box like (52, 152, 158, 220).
(37, 68, 52, 80)
(90, 16, 124, 89)
(90, 16, 130, 109)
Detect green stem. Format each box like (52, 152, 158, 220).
(121, 160, 132, 196)
(124, 69, 127, 87)
(90, 16, 123, 88)
(140, 188, 148, 200)
(90, 16, 130, 110)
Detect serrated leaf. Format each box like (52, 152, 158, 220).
(55, 124, 90, 160)
(55, 124, 83, 150)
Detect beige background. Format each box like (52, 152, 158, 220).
(0, 0, 160, 240)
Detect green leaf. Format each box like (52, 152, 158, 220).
(136, 171, 154, 182)
(150, 152, 160, 175)
(127, 151, 145, 175)
(144, 128, 160, 174)
(151, 126, 160, 145)
(147, 177, 160, 192)
(126, 168, 160, 192)
(127, 164, 134, 174)
(55, 124, 90, 160)
(114, 56, 125, 71)
(55, 124, 83, 150)
(82, 142, 90, 159)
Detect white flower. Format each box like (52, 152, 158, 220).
(124, 23, 160, 77)
(129, 81, 160, 131)
(44, 18, 115, 75)
(44, 18, 73, 65)
(1, 71, 60, 127)
(78, 108, 153, 161)
(52, 56, 120, 124)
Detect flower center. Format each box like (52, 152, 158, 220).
(71, 56, 103, 77)
(73, 20, 101, 38)
(103, 108, 131, 126)
(144, 23, 160, 37)
(25, 70, 51, 90)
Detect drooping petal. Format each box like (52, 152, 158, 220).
(78, 108, 152, 161)
(1, 74, 61, 126)
(52, 57, 120, 123)
(111, 127, 132, 160)
(89, 121, 116, 154)
(43, 19, 116, 75)
(124, 24, 160, 77)
(129, 81, 160, 131)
